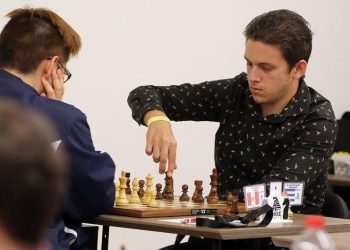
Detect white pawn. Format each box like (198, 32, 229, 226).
(129, 177, 141, 204)
(142, 187, 152, 205)
(142, 174, 153, 205)
(149, 191, 159, 208)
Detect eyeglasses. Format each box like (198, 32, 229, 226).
(47, 57, 72, 83)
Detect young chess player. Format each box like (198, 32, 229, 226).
(0, 8, 116, 249)
(128, 9, 337, 249)
(0, 99, 67, 250)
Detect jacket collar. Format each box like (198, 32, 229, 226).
(0, 68, 40, 96)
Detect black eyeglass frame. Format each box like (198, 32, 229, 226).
(47, 57, 72, 83)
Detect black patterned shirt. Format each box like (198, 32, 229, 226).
(128, 72, 337, 214)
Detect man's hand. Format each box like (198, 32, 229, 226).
(144, 111, 177, 177)
(41, 68, 64, 101)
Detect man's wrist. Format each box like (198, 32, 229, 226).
(146, 116, 171, 127)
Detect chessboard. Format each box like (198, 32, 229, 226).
(111, 170, 245, 218)
(109, 196, 246, 218)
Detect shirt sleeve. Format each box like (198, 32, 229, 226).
(62, 113, 116, 221)
(127, 73, 247, 125)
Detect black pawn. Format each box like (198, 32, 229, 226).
(137, 179, 145, 198)
(156, 183, 163, 200)
(125, 172, 131, 195)
(180, 184, 189, 201)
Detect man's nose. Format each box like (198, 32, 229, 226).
(247, 66, 262, 83)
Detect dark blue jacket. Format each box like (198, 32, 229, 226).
(0, 69, 116, 250)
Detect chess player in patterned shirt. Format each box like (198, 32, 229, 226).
(129, 9, 337, 250)
(128, 9, 337, 216)
(0, 8, 116, 250)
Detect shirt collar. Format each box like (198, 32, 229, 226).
(246, 79, 311, 124)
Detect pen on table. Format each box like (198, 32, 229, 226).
(181, 218, 197, 224)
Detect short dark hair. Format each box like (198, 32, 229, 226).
(0, 7, 81, 73)
(244, 9, 313, 70)
(0, 99, 67, 246)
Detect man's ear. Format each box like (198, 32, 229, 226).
(42, 56, 57, 78)
(291, 60, 308, 79)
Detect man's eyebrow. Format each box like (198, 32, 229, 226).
(243, 56, 274, 68)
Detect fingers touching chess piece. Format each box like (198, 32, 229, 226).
(162, 173, 174, 200)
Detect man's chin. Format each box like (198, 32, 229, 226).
(252, 96, 266, 104)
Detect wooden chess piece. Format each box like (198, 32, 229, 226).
(192, 180, 201, 202)
(197, 185, 204, 203)
(142, 174, 153, 205)
(129, 177, 141, 204)
(114, 182, 120, 206)
(115, 171, 129, 205)
(207, 168, 219, 204)
(226, 192, 233, 215)
(137, 179, 145, 198)
(156, 183, 163, 200)
(230, 194, 239, 215)
(179, 184, 190, 201)
(162, 173, 174, 200)
(192, 180, 204, 203)
(149, 191, 159, 207)
(125, 172, 131, 195)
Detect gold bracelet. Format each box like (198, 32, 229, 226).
(146, 116, 171, 127)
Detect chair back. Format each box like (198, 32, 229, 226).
(335, 112, 350, 152)
(322, 189, 350, 219)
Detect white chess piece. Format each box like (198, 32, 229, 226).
(116, 171, 129, 205)
(142, 174, 153, 205)
(114, 182, 120, 206)
(148, 191, 159, 207)
(129, 177, 141, 204)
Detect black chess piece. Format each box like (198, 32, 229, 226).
(179, 184, 189, 201)
(226, 192, 233, 215)
(207, 168, 218, 204)
(156, 183, 163, 200)
(192, 180, 204, 203)
(125, 172, 131, 195)
(137, 179, 145, 198)
(230, 194, 239, 215)
(162, 173, 174, 200)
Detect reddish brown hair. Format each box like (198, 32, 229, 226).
(0, 7, 81, 73)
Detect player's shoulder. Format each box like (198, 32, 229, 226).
(36, 97, 87, 126)
(306, 86, 336, 121)
(209, 72, 248, 86)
